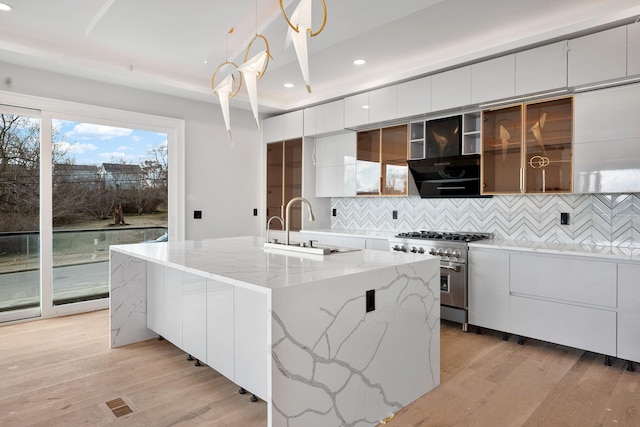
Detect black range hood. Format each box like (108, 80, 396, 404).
(407, 154, 491, 198)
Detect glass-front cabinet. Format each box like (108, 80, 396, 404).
(482, 97, 573, 194)
(266, 138, 302, 231)
(356, 130, 380, 195)
(356, 125, 409, 196)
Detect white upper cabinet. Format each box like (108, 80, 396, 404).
(303, 106, 316, 137)
(431, 66, 472, 112)
(628, 22, 640, 77)
(568, 26, 627, 87)
(471, 55, 515, 104)
(315, 132, 357, 197)
(315, 99, 345, 135)
(368, 86, 397, 124)
(262, 110, 303, 143)
(573, 83, 640, 193)
(263, 114, 283, 143)
(282, 110, 303, 141)
(396, 76, 431, 118)
(515, 41, 568, 96)
(344, 93, 369, 128)
(344, 86, 398, 128)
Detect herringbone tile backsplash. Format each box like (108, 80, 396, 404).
(330, 194, 640, 247)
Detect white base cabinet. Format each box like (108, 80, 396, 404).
(510, 295, 616, 356)
(617, 263, 640, 362)
(467, 248, 634, 361)
(510, 253, 617, 357)
(468, 248, 510, 332)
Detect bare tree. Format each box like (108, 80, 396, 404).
(0, 114, 40, 231)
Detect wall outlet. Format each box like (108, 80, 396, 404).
(332, 208, 337, 217)
(392, 210, 398, 220)
(560, 212, 570, 225)
(194, 210, 202, 219)
(253, 208, 258, 216)
(366, 289, 375, 313)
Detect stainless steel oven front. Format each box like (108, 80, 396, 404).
(440, 260, 466, 310)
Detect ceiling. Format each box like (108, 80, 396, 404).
(1, 0, 640, 115)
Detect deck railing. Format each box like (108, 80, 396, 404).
(0, 226, 167, 311)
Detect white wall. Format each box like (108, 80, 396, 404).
(0, 61, 263, 240)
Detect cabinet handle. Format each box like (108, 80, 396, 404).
(519, 167, 523, 192)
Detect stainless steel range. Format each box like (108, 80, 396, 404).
(389, 230, 492, 331)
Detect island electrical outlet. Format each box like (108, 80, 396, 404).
(366, 289, 375, 313)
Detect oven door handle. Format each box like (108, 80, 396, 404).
(440, 264, 461, 272)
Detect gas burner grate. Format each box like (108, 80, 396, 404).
(395, 231, 492, 243)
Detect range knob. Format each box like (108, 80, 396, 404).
(436, 248, 444, 256)
(418, 247, 425, 254)
(452, 249, 461, 258)
(410, 247, 418, 253)
(392, 245, 402, 252)
(428, 248, 437, 255)
(444, 249, 452, 257)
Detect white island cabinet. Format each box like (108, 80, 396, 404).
(110, 236, 440, 427)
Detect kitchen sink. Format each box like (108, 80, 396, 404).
(263, 241, 360, 256)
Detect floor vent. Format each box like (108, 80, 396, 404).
(105, 397, 133, 417)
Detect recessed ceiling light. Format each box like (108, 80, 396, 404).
(0, 2, 12, 11)
(353, 59, 366, 65)
(284, 83, 294, 88)
(362, 105, 369, 109)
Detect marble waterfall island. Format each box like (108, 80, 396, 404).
(109, 236, 441, 427)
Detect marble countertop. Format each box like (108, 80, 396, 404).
(469, 238, 640, 262)
(298, 228, 396, 239)
(110, 236, 436, 291)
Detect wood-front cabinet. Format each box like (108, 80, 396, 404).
(482, 97, 573, 194)
(356, 125, 409, 196)
(266, 139, 302, 230)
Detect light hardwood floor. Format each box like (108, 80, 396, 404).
(1, 310, 638, 426)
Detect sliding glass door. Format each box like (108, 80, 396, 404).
(0, 100, 177, 322)
(0, 107, 42, 322)
(51, 119, 168, 306)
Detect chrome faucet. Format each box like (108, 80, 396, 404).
(266, 215, 284, 244)
(285, 197, 315, 246)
